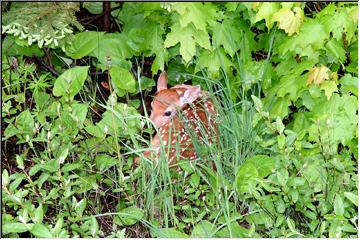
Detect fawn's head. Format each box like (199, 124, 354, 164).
(150, 72, 201, 128)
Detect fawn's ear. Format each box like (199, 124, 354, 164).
(180, 85, 201, 105)
(157, 72, 168, 92)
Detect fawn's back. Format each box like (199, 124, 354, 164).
(142, 72, 218, 166)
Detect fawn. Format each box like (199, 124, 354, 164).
(137, 72, 218, 167)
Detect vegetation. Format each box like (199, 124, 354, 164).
(1, 2, 358, 238)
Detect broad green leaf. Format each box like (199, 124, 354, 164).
(211, 19, 241, 56)
(95, 154, 118, 172)
(53, 66, 89, 97)
(34, 205, 44, 224)
(164, 23, 210, 63)
(90, 34, 133, 66)
(75, 199, 87, 217)
(278, 19, 327, 59)
(90, 216, 99, 237)
(286, 218, 303, 236)
(53, 217, 64, 236)
(235, 155, 275, 195)
(61, 162, 83, 172)
(320, 81, 338, 100)
(272, 7, 304, 36)
(251, 95, 263, 111)
(195, 48, 233, 78)
(255, 2, 280, 29)
(191, 220, 216, 237)
(325, 38, 346, 63)
(340, 74, 358, 96)
(16, 154, 24, 170)
(3, 222, 31, 234)
(334, 194, 344, 215)
(269, 96, 291, 119)
(152, 228, 189, 238)
(2, 169, 9, 186)
(116, 207, 144, 226)
(57, 147, 69, 165)
(69, 103, 89, 127)
(66, 31, 105, 59)
(344, 192, 358, 206)
(15, 109, 34, 134)
(83, 2, 103, 14)
(109, 66, 137, 95)
(172, 3, 218, 32)
(30, 224, 53, 238)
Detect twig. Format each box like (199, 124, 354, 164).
(342, 32, 351, 64)
(32, 55, 59, 77)
(103, 2, 111, 32)
(84, 4, 122, 26)
(43, 48, 53, 68)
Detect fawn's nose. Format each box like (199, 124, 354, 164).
(149, 112, 162, 128)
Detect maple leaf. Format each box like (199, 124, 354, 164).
(320, 81, 338, 100)
(255, 2, 280, 29)
(171, 3, 219, 32)
(211, 19, 241, 57)
(195, 48, 233, 78)
(272, 7, 304, 36)
(164, 23, 210, 63)
(278, 19, 328, 60)
(307, 65, 330, 85)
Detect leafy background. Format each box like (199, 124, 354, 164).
(1, 2, 358, 238)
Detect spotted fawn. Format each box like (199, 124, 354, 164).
(138, 72, 218, 167)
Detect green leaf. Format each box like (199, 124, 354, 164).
(2, 169, 9, 187)
(66, 31, 105, 59)
(16, 154, 24, 170)
(15, 109, 34, 134)
(164, 23, 210, 63)
(90, 216, 99, 237)
(152, 228, 189, 238)
(340, 74, 358, 96)
(53, 66, 89, 98)
(325, 38, 346, 63)
(255, 3, 280, 29)
(344, 192, 358, 206)
(269, 96, 291, 119)
(91, 34, 133, 66)
(251, 95, 263, 111)
(3, 223, 32, 234)
(235, 155, 275, 195)
(30, 224, 53, 238)
(116, 206, 144, 226)
(95, 154, 118, 172)
(278, 19, 327, 60)
(211, 19, 241, 57)
(320, 81, 338, 100)
(195, 48, 233, 78)
(34, 205, 44, 224)
(53, 217, 64, 236)
(83, 2, 103, 14)
(191, 220, 216, 237)
(172, 3, 218, 32)
(334, 194, 344, 216)
(71, 103, 89, 126)
(109, 66, 137, 95)
(61, 162, 83, 172)
(75, 199, 87, 217)
(190, 173, 200, 188)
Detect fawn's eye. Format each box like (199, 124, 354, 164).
(164, 111, 172, 117)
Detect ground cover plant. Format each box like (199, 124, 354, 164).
(1, 1, 358, 238)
